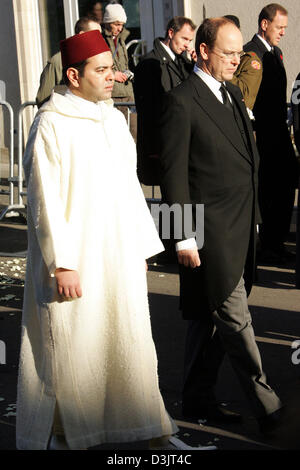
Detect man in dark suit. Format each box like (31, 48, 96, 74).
(159, 17, 282, 434)
(134, 16, 196, 186)
(244, 3, 298, 263)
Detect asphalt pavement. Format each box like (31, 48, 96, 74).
(0, 201, 300, 452)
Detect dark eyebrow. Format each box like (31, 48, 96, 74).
(95, 65, 110, 71)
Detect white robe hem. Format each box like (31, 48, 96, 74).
(17, 422, 179, 450)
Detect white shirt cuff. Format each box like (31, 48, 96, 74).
(175, 238, 198, 251)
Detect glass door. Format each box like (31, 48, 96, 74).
(38, 0, 65, 63)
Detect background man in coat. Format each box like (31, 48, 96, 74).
(244, 3, 299, 263)
(134, 16, 196, 186)
(159, 17, 282, 434)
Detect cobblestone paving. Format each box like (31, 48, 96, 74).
(0, 216, 26, 449)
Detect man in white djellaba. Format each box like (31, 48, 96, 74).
(16, 30, 216, 451)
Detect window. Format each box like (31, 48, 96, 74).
(38, 0, 65, 62)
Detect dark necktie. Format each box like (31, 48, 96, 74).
(174, 55, 183, 77)
(219, 84, 233, 111)
(221, 85, 252, 155)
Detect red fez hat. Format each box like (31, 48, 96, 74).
(60, 30, 110, 68)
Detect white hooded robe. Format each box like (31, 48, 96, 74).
(16, 90, 177, 450)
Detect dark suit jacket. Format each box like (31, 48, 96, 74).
(159, 72, 260, 317)
(244, 35, 298, 184)
(133, 38, 193, 185)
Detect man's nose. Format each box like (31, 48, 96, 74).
(232, 54, 240, 65)
(107, 69, 115, 80)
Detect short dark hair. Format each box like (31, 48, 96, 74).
(258, 3, 288, 27)
(223, 15, 240, 29)
(165, 16, 196, 38)
(195, 17, 234, 54)
(74, 16, 98, 34)
(63, 60, 87, 86)
(84, 1, 104, 16)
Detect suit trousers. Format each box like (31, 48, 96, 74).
(182, 276, 281, 418)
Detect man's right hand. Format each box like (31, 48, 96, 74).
(187, 46, 197, 62)
(55, 268, 82, 299)
(114, 71, 128, 83)
(177, 249, 201, 268)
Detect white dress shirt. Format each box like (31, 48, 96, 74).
(160, 41, 176, 61)
(256, 33, 272, 52)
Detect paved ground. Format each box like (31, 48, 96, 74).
(0, 173, 300, 452)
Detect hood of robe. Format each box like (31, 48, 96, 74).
(38, 86, 115, 123)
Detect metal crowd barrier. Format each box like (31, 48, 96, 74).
(0, 101, 37, 221)
(126, 39, 147, 67)
(16, 102, 37, 204)
(114, 100, 135, 128)
(0, 100, 19, 220)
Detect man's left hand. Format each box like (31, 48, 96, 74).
(177, 249, 201, 268)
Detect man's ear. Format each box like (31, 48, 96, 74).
(260, 19, 268, 32)
(199, 43, 209, 61)
(66, 67, 80, 88)
(168, 28, 174, 40)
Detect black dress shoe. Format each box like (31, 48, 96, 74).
(258, 407, 285, 436)
(182, 403, 242, 424)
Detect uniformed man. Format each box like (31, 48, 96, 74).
(231, 50, 262, 110)
(225, 15, 263, 113)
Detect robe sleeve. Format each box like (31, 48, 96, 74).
(134, 179, 165, 260)
(23, 114, 79, 275)
(113, 107, 164, 260)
